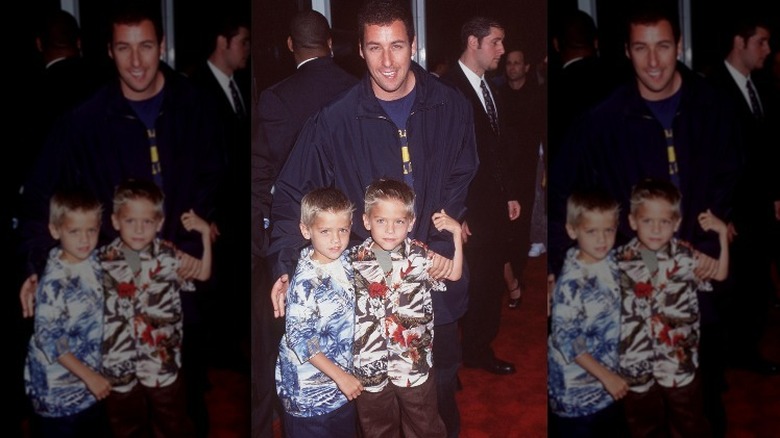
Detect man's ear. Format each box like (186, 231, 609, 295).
(107, 42, 114, 60)
(287, 36, 294, 53)
(411, 36, 417, 59)
(468, 34, 479, 50)
(733, 34, 744, 51)
(160, 36, 166, 59)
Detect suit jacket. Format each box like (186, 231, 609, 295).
(190, 62, 250, 241)
(708, 61, 778, 231)
(442, 63, 515, 246)
(252, 56, 358, 256)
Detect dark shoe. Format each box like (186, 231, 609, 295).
(464, 357, 517, 375)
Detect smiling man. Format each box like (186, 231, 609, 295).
(548, 3, 742, 436)
(19, 2, 223, 436)
(267, 1, 478, 436)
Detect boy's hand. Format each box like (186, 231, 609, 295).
(85, 373, 112, 400)
(335, 372, 364, 401)
(20, 274, 38, 318)
(428, 252, 453, 280)
(698, 209, 727, 236)
(272, 274, 290, 318)
(602, 371, 629, 400)
(181, 209, 210, 236)
(432, 209, 461, 236)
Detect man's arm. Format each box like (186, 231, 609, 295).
(548, 117, 590, 277)
(252, 89, 292, 258)
(18, 117, 72, 278)
(427, 97, 479, 262)
(266, 114, 332, 280)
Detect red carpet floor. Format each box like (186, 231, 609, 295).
(456, 255, 548, 438)
(722, 301, 780, 438)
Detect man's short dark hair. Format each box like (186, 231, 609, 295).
(209, 11, 249, 53)
(554, 9, 597, 51)
(460, 16, 504, 51)
(357, 0, 415, 46)
(38, 9, 80, 51)
(109, 0, 164, 44)
(625, 1, 680, 44)
(289, 10, 331, 51)
(722, 12, 771, 55)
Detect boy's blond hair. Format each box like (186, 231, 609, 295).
(363, 179, 415, 219)
(300, 187, 355, 227)
(629, 178, 682, 219)
(112, 179, 165, 218)
(49, 189, 103, 227)
(566, 189, 620, 227)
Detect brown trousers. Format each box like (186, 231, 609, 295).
(105, 375, 195, 438)
(623, 374, 712, 438)
(356, 374, 446, 438)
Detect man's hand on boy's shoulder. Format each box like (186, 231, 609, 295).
(20, 274, 38, 318)
(272, 274, 290, 318)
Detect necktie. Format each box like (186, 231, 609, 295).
(746, 79, 763, 119)
(480, 80, 499, 135)
(229, 79, 245, 118)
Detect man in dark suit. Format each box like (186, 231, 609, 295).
(250, 9, 357, 438)
(189, 12, 251, 381)
(707, 13, 779, 376)
(442, 16, 520, 376)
